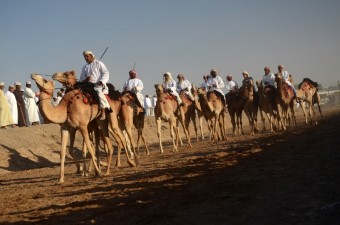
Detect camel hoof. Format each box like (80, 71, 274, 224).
(57, 179, 64, 184)
(104, 171, 110, 176)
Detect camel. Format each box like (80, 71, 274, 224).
(190, 85, 207, 141)
(31, 74, 111, 183)
(51, 71, 136, 168)
(256, 80, 277, 132)
(119, 91, 150, 156)
(225, 90, 245, 136)
(296, 78, 324, 125)
(239, 79, 259, 135)
(154, 84, 191, 153)
(196, 87, 226, 143)
(275, 73, 297, 129)
(178, 90, 198, 142)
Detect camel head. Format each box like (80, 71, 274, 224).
(256, 80, 264, 90)
(52, 70, 77, 87)
(197, 87, 207, 95)
(275, 73, 282, 83)
(31, 74, 55, 96)
(154, 84, 164, 95)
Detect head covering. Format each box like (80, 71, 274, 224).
(9, 85, 15, 89)
(227, 75, 232, 79)
(15, 82, 21, 86)
(129, 70, 137, 76)
(0, 82, 4, 86)
(210, 69, 217, 76)
(242, 71, 249, 76)
(83, 50, 94, 56)
(26, 81, 31, 85)
(177, 74, 184, 79)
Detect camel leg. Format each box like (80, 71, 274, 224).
(68, 127, 81, 173)
(198, 115, 205, 141)
(259, 109, 266, 131)
(137, 129, 150, 155)
(156, 118, 164, 153)
(95, 120, 114, 176)
(170, 117, 179, 152)
(181, 116, 192, 148)
(58, 125, 69, 184)
(314, 93, 324, 121)
(79, 126, 102, 177)
(229, 112, 236, 136)
(299, 100, 308, 125)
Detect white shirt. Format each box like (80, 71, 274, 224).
(5, 91, 18, 124)
(24, 87, 40, 124)
(152, 96, 157, 107)
(225, 80, 236, 92)
(144, 97, 152, 108)
(80, 59, 109, 84)
(163, 79, 177, 92)
(177, 79, 192, 92)
(262, 73, 276, 86)
(123, 78, 144, 93)
(201, 80, 209, 91)
(207, 76, 225, 93)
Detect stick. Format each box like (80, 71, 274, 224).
(132, 63, 136, 70)
(99, 47, 109, 60)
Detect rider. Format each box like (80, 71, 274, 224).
(201, 75, 210, 91)
(176, 74, 195, 101)
(163, 72, 182, 106)
(262, 66, 276, 87)
(277, 64, 296, 97)
(123, 69, 145, 113)
(225, 74, 237, 106)
(207, 69, 226, 106)
(80, 50, 112, 120)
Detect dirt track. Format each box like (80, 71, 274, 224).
(0, 106, 339, 225)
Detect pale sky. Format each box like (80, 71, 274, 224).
(1, 0, 340, 95)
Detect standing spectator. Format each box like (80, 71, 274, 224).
(13, 82, 27, 127)
(56, 91, 63, 105)
(144, 95, 152, 116)
(151, 95, 157, 116)
(0, 82, 14, 128)
(24, 81, 40, 126)
(5, 85, 18, 127)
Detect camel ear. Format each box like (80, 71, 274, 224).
(71, 70, 76, 76)
(154, 84, 158, 88)
(256, 81, 259, 85)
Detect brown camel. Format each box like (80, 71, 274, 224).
(296, 78, 324, 125)
(51, 71, 136, 168)
(196, 87, 226, 143)
(256, 80, 277, 132)
(178, 90, 198, 142)
(119, 91, 150, 156)
(154, 84, 191, 153)
(31, 74, 111, 183)
(275, 73, 296, 129)
(190, 85, 207, 141)
(239, 79, 259, 135)
(225, 90, 245, 136)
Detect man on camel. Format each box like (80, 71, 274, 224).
(176, 74, 195, 102)
(80, 50, 112, 120)
(162, 72, 183, 106)
(123, 69, 145, 114)
(207, 69, 226, 106)
(277, 64, 296, 97)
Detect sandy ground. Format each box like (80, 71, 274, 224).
(0, 105, 339, 225)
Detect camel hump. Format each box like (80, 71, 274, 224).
(107, 83, 122, 100)
(298, 78, 318, 89)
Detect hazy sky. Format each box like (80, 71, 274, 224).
(1, 0, 340, 95)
